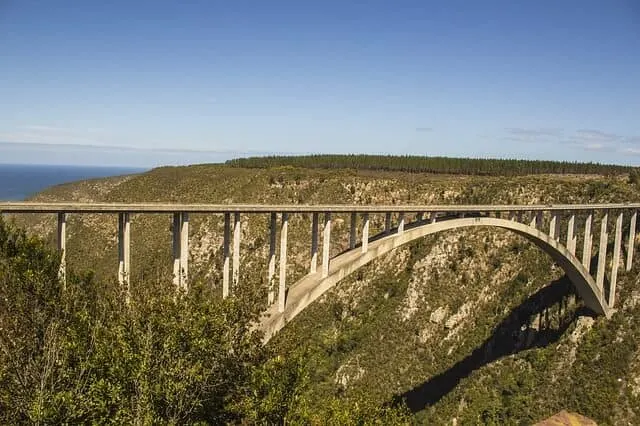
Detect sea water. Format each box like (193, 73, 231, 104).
(0, 164, 145, 201)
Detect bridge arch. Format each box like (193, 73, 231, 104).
(260, 217, 610, 342)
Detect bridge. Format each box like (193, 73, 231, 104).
(1, 202, 638, 342)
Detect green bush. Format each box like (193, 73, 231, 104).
(0, 218, 266, 423)
(0, 219, 410, 423)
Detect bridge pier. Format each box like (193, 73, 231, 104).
(223, 212, 230, 298)
(322, 213, 331, 278)
(529, 212, 538, 228)
(57, 212, 66, 286)
(610, 212, 623, 307)
(549, 213, 560, 241)
(596, 212, 608, 291)
(350, 212, 357, 249)
(172, 212, 188, 290)
(233, 213, 241, 286)
(172, 213, 180, 287)
(628, 211, 637, 271)
(583, 212, 593, 269)
(172, 213, 189, 290)
(279, 213, 288, 313)
(566, 214, 576, 256)
(310, 212, 319, 273)
(181, 213, 189, 289)
(118, 212, 131, 290)
(361, 213, 369, 253)
(385, 212, 392, 234)
(268, 212, 277, 305)
(398, 212, 405, 235)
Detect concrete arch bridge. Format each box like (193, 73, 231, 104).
(1, 202, 638, 342)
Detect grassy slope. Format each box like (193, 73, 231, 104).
(12, 164, 640, 424)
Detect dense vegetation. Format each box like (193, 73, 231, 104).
(226, 154, 635, 177)
(0, 218, 410, 424)
(8, 163, 640, 423)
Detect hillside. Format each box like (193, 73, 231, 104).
(10, 163, 640, 424)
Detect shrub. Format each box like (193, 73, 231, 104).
(0, 218, 409, 423)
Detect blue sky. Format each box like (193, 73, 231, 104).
(1, 0, 639, 167)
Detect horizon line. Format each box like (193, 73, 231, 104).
(1, 141, 638, 168)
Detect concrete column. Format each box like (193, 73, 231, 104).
(609, 212, 623, 308)
(361, 213, 369, 253)
(529, 212, 537, 228)
(349, 212, 357, 249)
(582, 212, 593, 269)
(385, 212, 392, 234)
(180, 213, 189, 290)
(278, 213, 288, 313)
(172, 213, 188, 290)
(310, 212, 318, 273)
(222, 212, 230, 298)
(509, 211, 517, 221)
(118, 214, 124, 284)
(627, 210, 637, 272)
(431, 212, 438, 224)
(549, 213, 559, 241)
(118, 212, 131, 288)
(124, 214, 131, 285)
(57, 212, 66, 285)
(398, 212, 405, 235)
(322, 213, 331, 278)
(172, 213, 181, 287)
(268, 212, 277, 305)
(566, 214, 576, 256)
(596, 212, 608, 291)
(232, 212, 240, 287)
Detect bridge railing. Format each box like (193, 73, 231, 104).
(1, 203, 638, 313)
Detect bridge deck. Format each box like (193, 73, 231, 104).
(1, 202, 639, 213)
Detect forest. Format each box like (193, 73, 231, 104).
(226, 154, 634, 177)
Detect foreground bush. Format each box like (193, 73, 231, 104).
(0, 219, 409, 424)
(0, 219, 265, 423)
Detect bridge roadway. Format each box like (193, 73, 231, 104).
(1, 202, 639, 341)
(1, 202, 639, 213)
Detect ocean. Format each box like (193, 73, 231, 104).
(0, 164, 146, 201)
